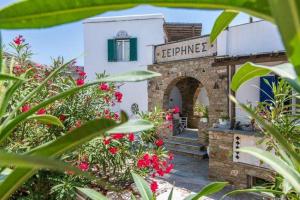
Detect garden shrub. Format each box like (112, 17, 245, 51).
(3, 36, 174, 199)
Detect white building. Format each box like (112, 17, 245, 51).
(217, 20, 284, 123)
(84, 14, 165, 115)
(84, 14, 285, 122)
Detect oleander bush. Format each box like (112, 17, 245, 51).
(2, 36, 174, 199)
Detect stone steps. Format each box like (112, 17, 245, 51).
(165, 135, 207, 160)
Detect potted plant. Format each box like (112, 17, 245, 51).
(199, 106, 208, 123)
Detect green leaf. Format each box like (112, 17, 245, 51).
(27, 114, 64, 128)
(107, 119, 153, 133)
(168, 188, 174, 200)
(221, 188, 284, 199)
(238, 147, 300, 193)
(0, 116, 155, 199)
(101, 70, 160, 82)
(230, 95, 300, 167)
(0, 151, 88, 177)
(184, 182, 228, 200)
(0, 73, 24, 81)
(0, 118, 118, 199)
(76, 187, 108, 200)
(0, 70, 159, 143)
(268, 0, 300, 76)
(0, 168, 12, 183)
(230, 62, 300, 93)
(210, 10, 239, 43)
(0, 0, 272, 29)
(131, 172, 153, 200)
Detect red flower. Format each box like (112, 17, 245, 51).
(168, 124, 173, 131)
(76, 79, 84, 86)
(137, 159, 145, 168)
(36, 108, 46, 115)
(165, 163, 174, 174)
(173, 106, 180, 114)
(103, 138, 110, 145)
(168, 152, 174, 161)
(21, 104, 30, 113)
(78, 70, 86, 77)
(114, 91, 123, 103)
(157, 168, 164, 176)
(165, 114, 173, 121)
(59, 114, 67, 122)
(109, 147, 118, 155)
(128, 133, 135, 142)
(104, 109, 110, 115)
(112, 133, 124, 140)
(99, 83, 110, 91)
(155, 139, 164, 147)
(13, 35, 25, 46)
(79, 162, 89, 171)
(150, 181, 158, 193)
(113, 113, 119, 120)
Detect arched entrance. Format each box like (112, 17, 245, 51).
(163, 76, 209, 129)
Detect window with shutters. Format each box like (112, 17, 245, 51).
(108, 31, 137, 62)
(116, 39, 130, 61)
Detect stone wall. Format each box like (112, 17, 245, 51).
(208, 129, 275, 188)
(148, 57, 228, 145)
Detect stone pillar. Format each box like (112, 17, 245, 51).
(198, 121, 209, 145)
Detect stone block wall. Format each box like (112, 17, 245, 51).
(208, 129, 275, 188)
(148, 57, 228, 145)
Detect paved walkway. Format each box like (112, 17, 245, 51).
(155, 154, 262, 200)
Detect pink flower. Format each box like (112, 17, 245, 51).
(113, 113, 119, 120)
(128, 133, 135, 142)
(114, 91, 123, 102)
(173, 106, 180, 114)
(168, 152, 174, 161)
(103, 138, 110, 145)
(109, 147, 118, 155)
(112, 133, 124, 140)
(165, 114, 173, 121)
(165, 163, 174, 174)
(76, 79, 84, 86)
(21, 104, 30, 113)
(79, 162, 89, 171)
(99, 83, 110, 91)
(59, 114, 67, 122)
(36, 108, 46, 115)
(13, 35, 25, 46)
(155, 139, 164, 147)
(150, 181, 158, 193)
(168, 124, 173, 131)
(78, 70, 86, 77)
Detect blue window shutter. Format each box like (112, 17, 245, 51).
(259, 76, 276, 103)
(108, 39, 116, 62)
(129, 38, 137, 61)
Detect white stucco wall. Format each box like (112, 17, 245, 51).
(84, 14, 165, 115)
(235, 61, 287, 123)
(197, 87, 209, 106)
(217, 20, 284, 56)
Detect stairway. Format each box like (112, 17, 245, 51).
(164, 129, 208, 159)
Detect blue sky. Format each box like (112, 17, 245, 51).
(0, 1, 257, 66)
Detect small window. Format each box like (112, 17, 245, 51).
(116, 39, 130, 61)
(108, 37, 137, 62)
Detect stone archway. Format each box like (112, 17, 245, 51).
(163, 76, 208, 129)
(148, 57, 229, 145)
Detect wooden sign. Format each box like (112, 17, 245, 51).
(155, 36, 217, 63)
